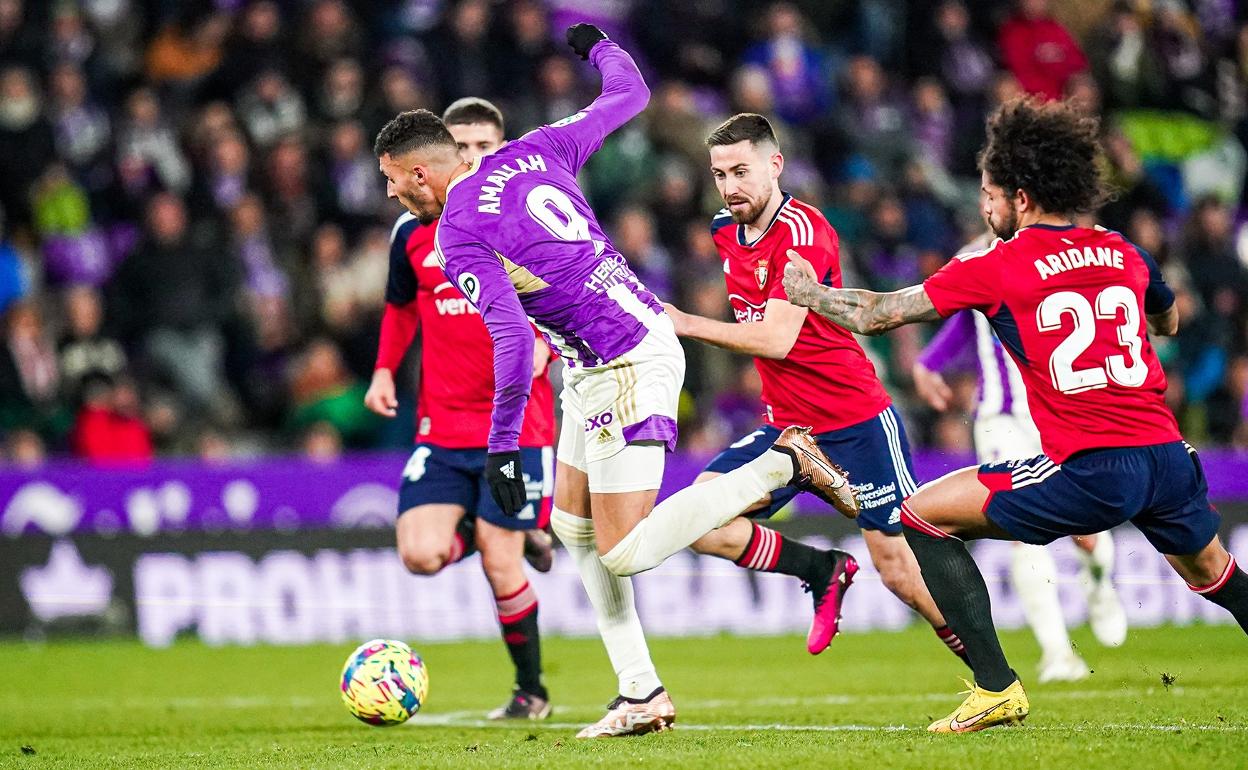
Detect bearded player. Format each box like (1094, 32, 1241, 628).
(664, 113, 967, 663)
(365, 97, 557, 721)
(784, 97, 1248, 733)
(374, 25, 856, 737)
(915, 283, 1128, 684)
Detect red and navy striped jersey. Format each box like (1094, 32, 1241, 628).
(711, 194, 891, 432)
(923, 224, 1179, 462)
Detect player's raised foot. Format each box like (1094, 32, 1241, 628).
(523, 527, 554, 573)
(487, 688, 552, 720)
(928, 678, 1029, 734)
(770, 426, 858, 518)
(575, 687, 676, 738)
(1036, 650, 1090, 683)
(805, 549, 859, 654)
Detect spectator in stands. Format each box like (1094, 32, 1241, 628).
(236, 69, 306, 150)
(58, 284, 126, 401)
(70, 372, 152, 465)
(741, 3, 832, 127)
(116, 87, 191, 193)
(998, 0, 1088, 100)
(1087, 1, 1167, 111)
(613, 206, 673, 301)
(836, 55, 911, 182)
(0, 66, 54, 229)
(110, 193, 239, 417)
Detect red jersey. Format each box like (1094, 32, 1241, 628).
(377, 212, 556, 449)
(712, 194, 891, 432)
(923, 224, 1180, 463)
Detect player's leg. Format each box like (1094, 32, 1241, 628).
(979, 415, 1089, 676)
(1070, 532, 1127, 647)
(1167, 538, 1248, 632)
(861, 529, 966, 665)
(551, 460, 675, 737)
(1010, 543, 1088, 681)
(1132, 443, 1247, 634)
(475, 518, 550, 719)
(592, 431, 844, 576)
(394, 445, 479, 574)
(900, 466, 1030, 732)
(688, 440, 858, 656)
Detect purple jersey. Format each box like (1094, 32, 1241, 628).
(434, 40, 663, 452)
(917, 234, 1030, 422)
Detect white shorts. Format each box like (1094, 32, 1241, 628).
(557, 321, 685, 493)
(974, 412, 1043, 464)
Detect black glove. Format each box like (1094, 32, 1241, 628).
(566, 23, 608, 60)
(485, 450, 527, 516)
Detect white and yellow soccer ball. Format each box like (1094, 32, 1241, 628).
(339, 639, 429, 726)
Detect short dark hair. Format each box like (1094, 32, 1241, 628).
(705, 113, 779, 150)
(373, 109, 457, 158)
(442, 97, 505, 134)
(978, 97, 1106, 215)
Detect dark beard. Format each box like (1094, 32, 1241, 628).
(989, 205, 1019, 240)
(729, 192, 772, 226)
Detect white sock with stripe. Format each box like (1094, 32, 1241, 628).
(1010, 543, 1076, 661)
(550, 508, 662, 700)
(599, 449, 793, 576)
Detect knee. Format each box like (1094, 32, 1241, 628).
(399, 544, 448, 575)
(876, 556, 921, 604)
(479, 546, 521, 583)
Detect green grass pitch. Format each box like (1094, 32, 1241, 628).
(3, 624, 1245, 769)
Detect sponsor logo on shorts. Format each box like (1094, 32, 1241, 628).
(595, 428, 613, 445)
(850, 481, 898, 510)
(887, 507, 901, 525)
(585, 411, 614, 431)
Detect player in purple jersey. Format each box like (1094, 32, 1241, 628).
(373, 24, 857, 738)
(914, 237, 1128, 683)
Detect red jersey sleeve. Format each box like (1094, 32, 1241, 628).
(923, 240, 1006, 317)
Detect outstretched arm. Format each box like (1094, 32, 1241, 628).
(782, 251, 939, 335)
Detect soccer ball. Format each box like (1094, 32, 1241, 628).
(339, 639, 429, 726)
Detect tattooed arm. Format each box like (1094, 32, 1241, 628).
(782, 250, 941, 335)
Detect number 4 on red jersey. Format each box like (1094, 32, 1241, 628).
(923, 224, 1180, 463)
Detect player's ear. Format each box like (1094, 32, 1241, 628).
(771, 150, 784, 179)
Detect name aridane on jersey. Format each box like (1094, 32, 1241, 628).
(923, 224, 1180, 463)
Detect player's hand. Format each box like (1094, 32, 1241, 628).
(660, 302, 692, 337)
(485, 450, 527, 516)
(912, 362, 953, 412)
(364, 369, 399, 418)
(782, 250, 819, 308)
(532, 340, 552, 379)
(566, 23, 608, 60)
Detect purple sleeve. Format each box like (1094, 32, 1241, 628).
(528, 40, 650, 172)
(917, 310, 976, 373)
(436, 227, 535, 453)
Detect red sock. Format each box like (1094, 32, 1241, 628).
(496, 582, 544, 696)
(935, 625, 970, 666)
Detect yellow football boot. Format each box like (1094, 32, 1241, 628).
(928, 678, 1029, 733)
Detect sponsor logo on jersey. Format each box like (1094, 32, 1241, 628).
(754, 259, 769, 289)
(457, 272, 481, 304)
(434, 298, 479, 316)
(728, 294, 766, 323)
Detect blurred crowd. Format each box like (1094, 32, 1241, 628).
(2, 0, 1248, 467)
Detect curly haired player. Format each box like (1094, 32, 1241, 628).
(783, 97, 1247, 733)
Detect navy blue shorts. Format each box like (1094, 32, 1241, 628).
(980, 441, 1220, 555)
(705, 406, 917, 533)
(397, 444, 553, 531)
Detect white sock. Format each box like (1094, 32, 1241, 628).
(551, 508, 662, 699)
(1010, 544, 1074, 661)
(1076, 531, 1115, 584)
(600, 449, 792, 576)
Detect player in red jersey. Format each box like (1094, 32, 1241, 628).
(664, 114, 968, 661)
(364, 98, 558, 721)
(783, 98, 1247, 733)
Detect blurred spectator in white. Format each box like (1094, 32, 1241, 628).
(116, 87, 191, 193)
(1087, 1, 1167, 111)
(998, 0, 1087, 101)
(237, 69, 307, 149)
(58, 284, 126, 399)
(317, 58, 366, 124)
